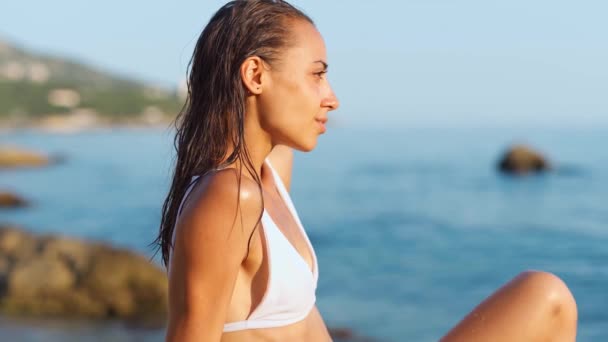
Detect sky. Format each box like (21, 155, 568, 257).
(1, 0, 607, 126)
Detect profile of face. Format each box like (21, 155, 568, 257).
(244, 20, 340, 152)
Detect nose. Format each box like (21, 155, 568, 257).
(322, 87, 340, 111)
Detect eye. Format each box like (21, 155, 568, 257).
(314, 70, 327, 79)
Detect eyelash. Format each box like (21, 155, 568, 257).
(314, 71, 327, 79)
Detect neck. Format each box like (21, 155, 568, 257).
(221, 103, 274, 180)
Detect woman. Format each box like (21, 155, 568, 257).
(156, 1, 578, 341)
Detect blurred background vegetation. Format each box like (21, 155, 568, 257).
(0, 39, 183, 128)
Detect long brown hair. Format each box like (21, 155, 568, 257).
(153, 0, 313, 268)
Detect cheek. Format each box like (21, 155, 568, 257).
(270, 78, 317, 120)
(258, 74, 323, 146)
(283, 77, 321, 116)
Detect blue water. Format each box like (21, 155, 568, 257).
(1, 124, 607, 341)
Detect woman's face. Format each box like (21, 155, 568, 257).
(257, 20, 339, 152)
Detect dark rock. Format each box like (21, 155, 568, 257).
(329, 327, 378, 342)
(330, 327, 355, 339)
(0, 192, 29, 208)
(497, 145, 551, 175)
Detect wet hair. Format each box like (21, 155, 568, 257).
(153, 0, 314, 267)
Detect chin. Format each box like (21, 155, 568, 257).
(291, 137, 318, 152)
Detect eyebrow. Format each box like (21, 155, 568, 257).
(314, 60, 328, 69)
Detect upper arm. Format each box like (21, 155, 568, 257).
(166, 170, 262, 342)
(267, 145, 294, 192)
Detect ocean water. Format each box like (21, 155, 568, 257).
(1, 124, 607, 341)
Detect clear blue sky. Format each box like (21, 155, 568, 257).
(2, 0, 606, 126)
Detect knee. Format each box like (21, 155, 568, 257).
(515, 270, 578, 322)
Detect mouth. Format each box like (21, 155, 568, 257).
(315, 117, 327, 133)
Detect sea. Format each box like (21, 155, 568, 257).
(1, 123, 607, 341)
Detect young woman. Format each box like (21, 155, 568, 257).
(156, 1, 578, 341)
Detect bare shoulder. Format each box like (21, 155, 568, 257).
(174, 168, 263, 262)
(267, 145, 294, 191)
(166, 169, 264, 340)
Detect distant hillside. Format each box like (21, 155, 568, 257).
(0, 38, 185, 128)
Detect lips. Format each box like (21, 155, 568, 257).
(315, 117, 327, 133)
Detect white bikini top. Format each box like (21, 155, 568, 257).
(174, 158, 319, 332)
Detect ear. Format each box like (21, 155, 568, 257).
(240, 56, 266, 95)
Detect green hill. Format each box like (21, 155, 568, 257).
(0, 38, 184, 126)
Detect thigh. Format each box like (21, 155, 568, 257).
(440, 271, 577, 342)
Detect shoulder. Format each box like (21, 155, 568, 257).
(166, 169, 264, 338)
(175, 168, 263, 261)
(194, 168, 261, 212)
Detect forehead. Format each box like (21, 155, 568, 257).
(283, 20, 327, 62)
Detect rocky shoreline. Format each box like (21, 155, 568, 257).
(0, 115, 174, 135)
(0, 144, 170, 329)
(0, 225, 375, 340)
(0, 225, 168, 327)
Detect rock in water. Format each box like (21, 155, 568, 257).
(497, 145, 551, 175)
(0, 225, 167, 327)
(0, 192, 29, 208)
(329, 327, 378, 341)
(0, 146, 52, 169)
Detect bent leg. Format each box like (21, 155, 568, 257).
(441, 271, 577, 342)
